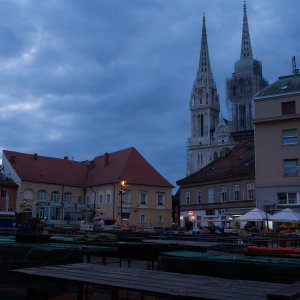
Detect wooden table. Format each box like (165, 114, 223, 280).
(13, 263, 289, 300)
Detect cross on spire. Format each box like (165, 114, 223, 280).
(240, 0, 253, 60)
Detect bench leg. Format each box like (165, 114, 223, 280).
(77, 283, 83, 300)
(111, 288, 118, 300)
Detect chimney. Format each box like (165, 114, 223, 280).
(89, 160, 95, 169)
(104, 152, 109, 167)
(64, 156, 68, 160)
(33, 153, 38, 160)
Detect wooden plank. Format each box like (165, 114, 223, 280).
(13, 263, 287, 300)
(267, 281, 300, 300)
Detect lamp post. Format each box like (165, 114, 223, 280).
(119, 180, 126, 226)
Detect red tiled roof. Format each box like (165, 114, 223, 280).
(3, 150, 88, 187)
(177, 143, 254, 186)
(86, 147, 173, 188)
(3, 147, 173, 188)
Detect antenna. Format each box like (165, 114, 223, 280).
(292, 56, 299, 75)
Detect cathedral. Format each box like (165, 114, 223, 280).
(186, 1, 268, 175)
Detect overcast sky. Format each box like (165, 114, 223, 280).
(0, 0, 299, 190)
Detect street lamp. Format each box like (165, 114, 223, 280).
(119, 180, 126, 226)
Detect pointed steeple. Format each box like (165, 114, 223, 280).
(198, 13, 213, 79)
(240, 0, 253, 60)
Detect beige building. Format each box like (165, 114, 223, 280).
(2, 147, 173, 228)
(254, 73, 300, 213)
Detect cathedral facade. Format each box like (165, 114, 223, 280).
(186, 1, 268, 175)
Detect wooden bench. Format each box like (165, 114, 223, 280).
(13, 263, 290, 300)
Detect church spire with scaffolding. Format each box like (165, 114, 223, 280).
(240, 0, 253, 59)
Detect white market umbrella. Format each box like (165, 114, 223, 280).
(270, 208, 300, 223)
(236, 208, 271, 222)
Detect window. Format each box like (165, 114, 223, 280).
(99, 193, 104, 205)
(37, 190, 47, 201)
(185, 192, 190, 205)
(282, 101, 295, 115)
(247, 183, 254, 200)
(64, 192, 72, 204)
(157, 194, 165, 206)
(196, 190, 201, 204)
(233, 185, 240, 201)
(157, 215, 163, 224)
(282, 129, 298, 145)
(206, 209, 215, 216)
(51, 207, 61, 220)
(208, 188, 214, 203)
(278, 192, 297, 205)
(0, 189, 7, 197)
(220, 187, 227, 202)
(23, 189, 33, 200)
(37, 207, 45, 219)
(140, 214, 146, 224)
(51, 191, 60, 202)
(106, 193, 111, 204)
(140, 192, 148, 205)
(55, 207, 61, 220)
(122, 192, 130, 205)
(284, 159, 298, 176)
(78, 195, 83, 204)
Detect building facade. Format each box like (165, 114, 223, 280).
(254, 73, 300, 213)
(0, 175, 18, 212)
(178, 143, 255, 229)
(2, 147, 173, 228)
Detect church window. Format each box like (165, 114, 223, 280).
(214, 152, 218, 160)
(200, 98, 202, 104)
(239, 104, 246, 129)
(206, 93, 208, 104)
(200, 115, 204, 136)
(197, 115, 201, 137)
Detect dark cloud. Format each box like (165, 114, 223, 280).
(0, 0, 299, 189)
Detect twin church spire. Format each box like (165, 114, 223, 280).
(187, 0, 265, 175)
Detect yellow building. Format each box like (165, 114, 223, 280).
(2, 147, 173, 229)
